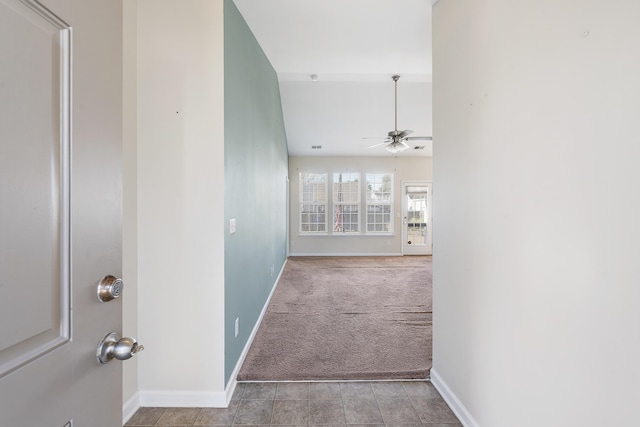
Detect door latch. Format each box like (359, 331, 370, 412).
(97, 332, 144, 364)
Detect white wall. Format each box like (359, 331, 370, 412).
(289, 156, 431, 255)
(432, 1, 640, 426)
(137, 0, 227, 406)
(281, 81, 433, 157)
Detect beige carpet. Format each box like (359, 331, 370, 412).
(237, 256, 432, 381)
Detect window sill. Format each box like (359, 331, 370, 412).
(298, 233, 395, 238)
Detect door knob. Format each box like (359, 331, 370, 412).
(97, 332, 144, 364)
(97, 275, 123, 302)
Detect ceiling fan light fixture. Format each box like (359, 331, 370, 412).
(386, 144, 408, 154)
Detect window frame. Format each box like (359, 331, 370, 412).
(297, 170, 395, 236)
(332, 172, 361, 234)
(299, 172, 328, 234)
(365, 172, 394, 234)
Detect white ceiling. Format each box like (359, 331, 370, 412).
(233, 0, 433, 157)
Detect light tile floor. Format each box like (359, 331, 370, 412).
(125, 381, 461, 427)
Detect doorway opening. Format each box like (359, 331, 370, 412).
(402, 182, 433, 255)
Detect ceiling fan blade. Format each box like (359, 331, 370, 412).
(368, 141, 390, 149)
(400, 140, 410, 149)
(397, 129, 413, 138)
(405, 136, 433, 141)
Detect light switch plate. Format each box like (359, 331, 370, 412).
(229, 219, 236, 234)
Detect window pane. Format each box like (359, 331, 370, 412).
(333, 204, 359, 233)
(300, 172, 327, 233)
(300, 172, 327, 202)
(332, 173, 360, 234)
(366, 173, 393, 202)
(333, 172, 360, 203)
(366, 203, 391, 233)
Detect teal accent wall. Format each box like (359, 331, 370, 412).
(224, 0, 289, 386)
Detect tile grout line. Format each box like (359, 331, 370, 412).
(229, 383, 243, 426)
(269, 384, 276, 426)
(373, 384, 383, 426)
(156, 408, 167, 427)
(402, 381, 420, 425)
(307, 385, 311, 426)
(339, 382, 348, 426)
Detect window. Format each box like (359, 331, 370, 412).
(298, 170, 394, 235)
(299, 172, 327, 233)
(332, 172, 360, 233)
(366, 173, 393, 233)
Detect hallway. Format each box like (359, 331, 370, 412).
(238, 256, 432, 381)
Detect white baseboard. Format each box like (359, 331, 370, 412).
(225, 376, 238, 404)
(133, 261, 288, 411)
(138, 389, 228, 408)
(122, 391, 140, 425)
(430, 368, 480, 427)
(288, 252, 402, 257)
(226, 259, 288, 388)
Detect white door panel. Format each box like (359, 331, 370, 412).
(0, 0, 124, 425)
(0, 0, 74, 419)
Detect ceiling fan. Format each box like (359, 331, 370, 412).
(365, 75, 432, 154)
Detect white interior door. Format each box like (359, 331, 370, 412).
(402, 182, 433, 255)
(0, 0, 125, 425)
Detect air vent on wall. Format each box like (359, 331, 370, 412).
(414, 146, 425, 150)
(311, 145, 322, 150)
